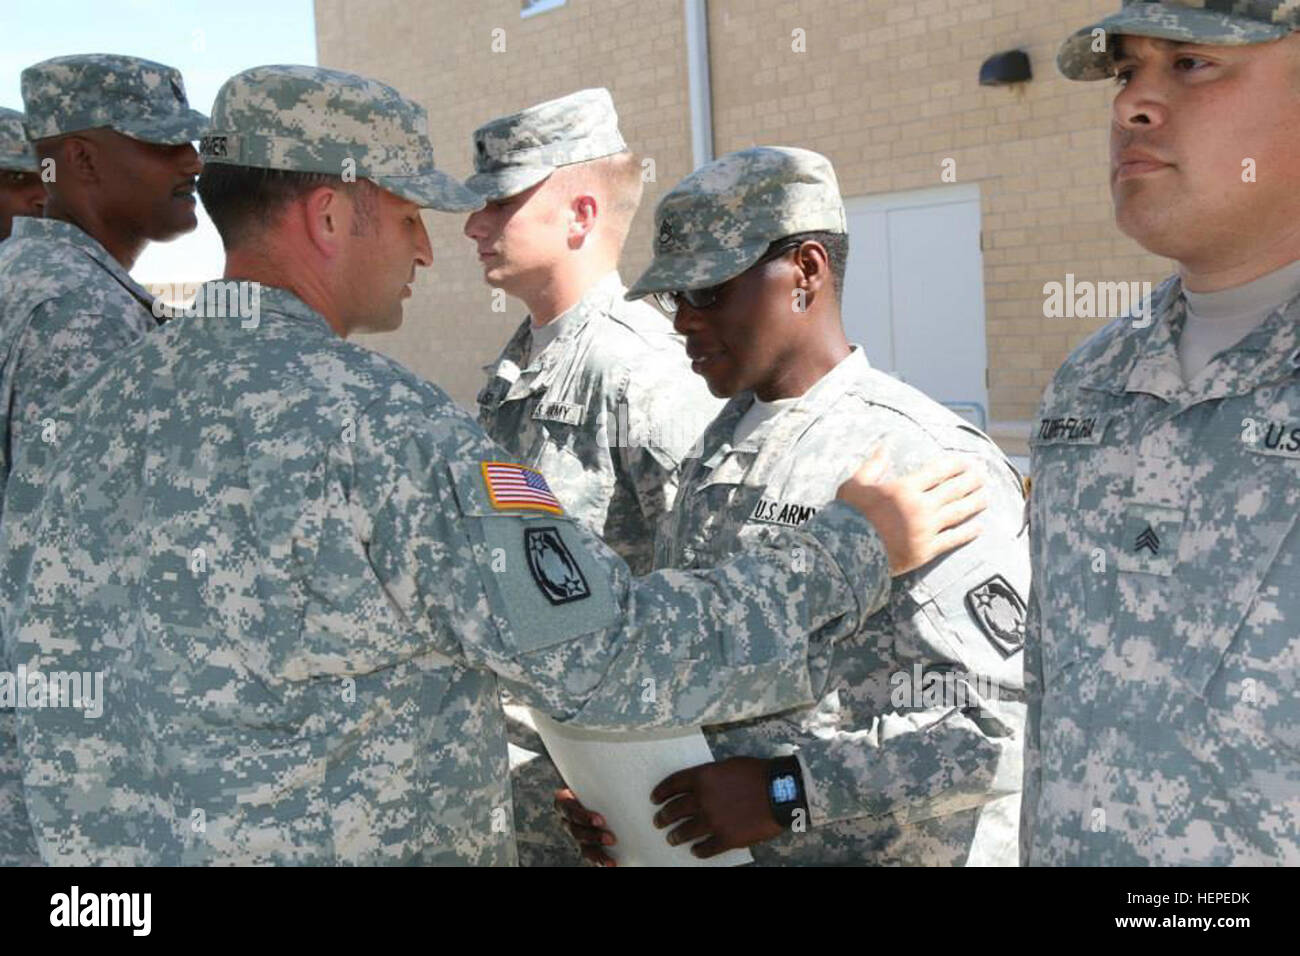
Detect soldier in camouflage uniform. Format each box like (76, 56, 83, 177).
(1022, 1, 1300, 865)
(0, 54, 206, 867)
(0, 108, 45, 242)
(464, 88, 723, 865)
(557, 147, 1029, 866)
(0, 65, 987, 865)
(465, 88, 720, 573)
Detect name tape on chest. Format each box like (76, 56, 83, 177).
(749, 497, 820, 529)
(1247, 420, 1300, 460)
(1035, 415, 1106, 445)
(531, 400, 585, 426)
(480, 461, 564, 515)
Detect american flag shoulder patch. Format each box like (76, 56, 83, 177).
(480, 461, 564, 515)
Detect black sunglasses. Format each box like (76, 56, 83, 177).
(653, 239, 806, 315)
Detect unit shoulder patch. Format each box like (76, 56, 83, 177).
(964, 574, 1026, 656)
(524, 526, 591, 605)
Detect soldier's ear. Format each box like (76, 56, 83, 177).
(59, 136, 100, 184)
(794, 241, 829, 298)
(302, 185, 347, 257)
(569, 193, 598, 244)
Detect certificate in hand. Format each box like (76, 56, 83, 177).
(528, 708, 754, 868)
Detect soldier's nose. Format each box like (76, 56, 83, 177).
(672, 304, 701, 336)
(178, 143, 202, 175)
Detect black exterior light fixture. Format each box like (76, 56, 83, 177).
(979, 49, 1032, 87)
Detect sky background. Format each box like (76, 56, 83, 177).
(1, 0, 318, 283)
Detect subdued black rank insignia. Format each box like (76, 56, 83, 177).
(1134, 523, 1160, 555)
(170, 77, 186, 104)
(657, 216, 676, 250)
(525, 526, 590, 605)
(964, 574, 1026, 657)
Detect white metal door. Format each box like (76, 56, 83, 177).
(841, 183, 988, 428)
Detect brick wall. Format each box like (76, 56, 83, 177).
(315, 0, 696, 407)
(316, 0, 1173, 432)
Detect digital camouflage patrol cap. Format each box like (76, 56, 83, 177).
(0, 108, 38, 173)
(201, 65, 482, 212)
(625, 146, 847, 300)
(465, 87, 628, 202)
(1059, 0, 1300, 81)
(21, 54, 208, 144)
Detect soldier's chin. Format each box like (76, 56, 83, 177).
(482, 263, 512, 289)
(352, 308, 404, 335)
(1113, 198, 1183, 259)
(153, 206, 200, 241)
(699, 362, 738, 398)
(381, 303, 405, 332)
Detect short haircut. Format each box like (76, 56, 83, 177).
(31, 134, 78, 199)
(197, 164, 378, 248)
(769, 230, 849, 300)
(561, 150, 644, 246)
(32, 137, 61, 164)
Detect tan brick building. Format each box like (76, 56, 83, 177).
(314, 0, 1171, 455)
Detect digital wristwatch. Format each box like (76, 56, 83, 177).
(767, 755, 809, 830)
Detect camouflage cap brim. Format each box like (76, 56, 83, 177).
(373, 167, 485, 212)
(0, 106, 38, 172)
(1058, 4, 1292, 81)
(463, 164, 554, 202)
(0, 149, 39, 173)
(115, 108, 210, 145)
(625, 239, 770, 300)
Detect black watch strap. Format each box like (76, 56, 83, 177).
(767, 755, 809, 830)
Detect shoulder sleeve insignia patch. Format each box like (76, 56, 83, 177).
(481, 461, 564, 514)
(525, 526, 591, 605)
(964, 574, 1026, 657)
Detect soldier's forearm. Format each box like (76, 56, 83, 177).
(494, 501, 889, 731)
(795, 706, 1022, 828)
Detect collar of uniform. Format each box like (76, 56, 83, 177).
(695, 346, 868, 483)
(10, 216, 155, 309)
(1181, 284, 1300, 402)
(581, 270, 626, 314)
(1118, 275, 1300, 404)
(770, 346, 869, 424)
(501, 271, 626, 401)
(251, 284, 335, 335)
(1054, 275, 1178, 399)
(1120, 292, 1186, 404)
(526, 270, 624, 369)
(694, 393, 753, 472)
(482, 318, 533, 378)
(738, 346, 869, 482)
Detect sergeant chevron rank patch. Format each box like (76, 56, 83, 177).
(525, 526, 591, 605)
(964, 575, 1026, 657)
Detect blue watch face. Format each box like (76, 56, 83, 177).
(770, 773, 798, 804)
